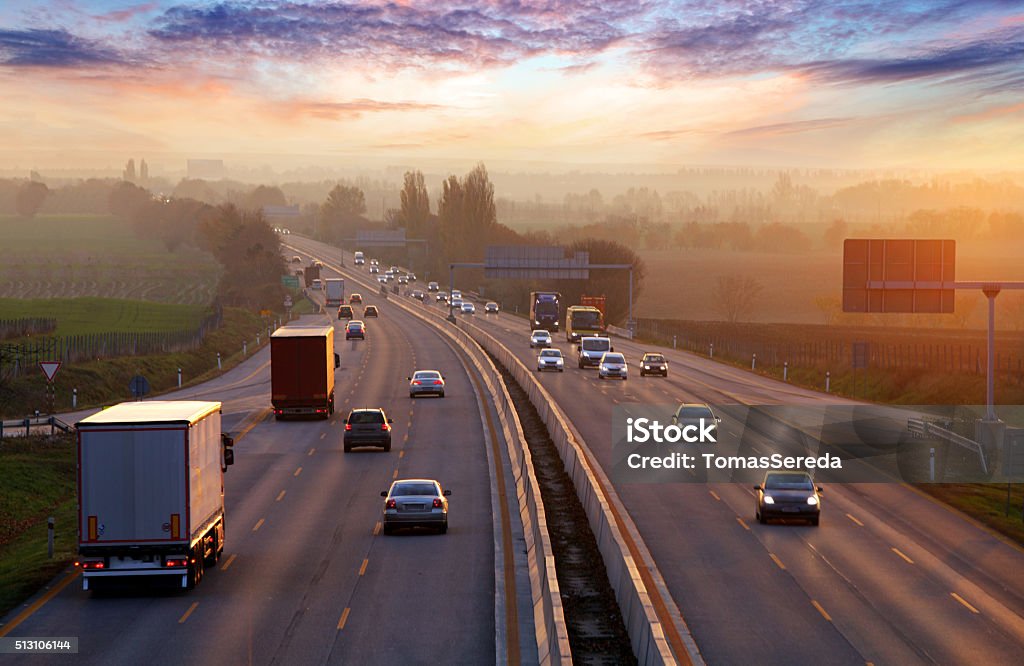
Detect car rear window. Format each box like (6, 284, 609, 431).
(645, 355, 665, 363)
(678, 406, 714, 420)
(392, 483, 438, 496)
(603, 354, 624, 363)
(582, 338, 610, 351)
(414, 371, 440, 380)
(349, 410, 384, 424)
(764, 474, 814, 490)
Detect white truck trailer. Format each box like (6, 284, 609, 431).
(324, 278, 345, 307)
(75, 401, 235, 591)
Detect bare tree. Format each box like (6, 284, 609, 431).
(399, 170, 430, 237)
(712, 274, 764, 323)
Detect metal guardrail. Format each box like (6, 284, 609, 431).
(907, 418, 989, 474)
(0, 415, 73, 439)
(606, 324, 634, 339)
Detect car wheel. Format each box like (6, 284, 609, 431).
(757, 511, 766, 525)
(810, 516, 820, 527)
(344, 442, 352, 453)
(382, 524, 394, 535)
(439, 522, 448, 535)
(410, 393, 416, 399)
(439, 391, 445, 398)
(383, 440, 391, 452)
(559, 368, 564, 372)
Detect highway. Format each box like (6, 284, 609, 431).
(1, 268, 528, 664)
(295, 235, 1024, 665)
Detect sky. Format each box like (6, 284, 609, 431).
(1, 0, 1023, 173)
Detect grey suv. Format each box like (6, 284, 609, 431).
(343, 408, 393, 452)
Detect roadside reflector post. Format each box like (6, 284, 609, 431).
(784, 362, 789, 382)
(243, 341, 247, 356)
(930, 448, 936, 482)
(72, 388, 77, 409)
(177, 368, 182, 388)
(826, 371, 831, 393)
(256, 333, 261, 346)
(673, 335, 677, 349)
(48, 516, 54, 558)
(217, 352, 222, 370)
(709, 342, 714, 358)
(752, 353, 757, 371)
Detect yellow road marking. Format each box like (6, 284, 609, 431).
(319, 432, 326, 440)
(359, 559, 368, 576)
(399, 450, 405, 458)
(373, 522, 381, 536)
(294, 467, 302, 477)
(737, 517, 750, 530)
(178, 602, 199, 624)
(392, 469, 399, 479)
(812, 600, 832, 622)
(234, 407, 272, 444)
(402, 434, 409, 442)
(252, 518, 265, 532)
(337, 607, 351, 630)
(0, 568, 79, 637)
(846, 513, 864, 527)
(709, 490, 720, 501)
(406, 420, 412, 428)
(951, 592, 979, 614)
(769, 553, 786, 570)
(891, 547, 914, 565)
(220, 554, 237, 571)
(308, 447, 316, 455)
(276, 490, 286, 502)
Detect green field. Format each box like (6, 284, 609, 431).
(0, 298, 205, 337)
(0, 214, 220, 305)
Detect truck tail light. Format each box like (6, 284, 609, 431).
(386, 499, 396, 509)
(165, 557, 188, 568)
(433, 498, 443, 508)
(81, 560, 105, 570)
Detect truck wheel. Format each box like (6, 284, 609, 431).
(203, 531, 218, 567)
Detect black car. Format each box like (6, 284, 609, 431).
(640, 352, 668, 377)
(364, 305, 379, 318)
(344, 408, 393, 452)
(338, 305, 354, 319)
(345, 320, 365, 339)
(755, 472, 822, 526)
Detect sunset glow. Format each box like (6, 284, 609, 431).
(2, 0, 1023, 170)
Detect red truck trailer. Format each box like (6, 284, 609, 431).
(270, 325, 339, 419)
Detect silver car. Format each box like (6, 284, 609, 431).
(598, 352, 628, 379)
(408, 369, 445, 398)
(537, 348, 564, 372)
(485, 302, 499, 314)
(381, 479, 451, 534)
(529, 330, 552, 348)
(461, 302, 475, 315)
(671, 403, 721, 440)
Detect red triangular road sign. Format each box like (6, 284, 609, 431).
(40, 361, 62, 382)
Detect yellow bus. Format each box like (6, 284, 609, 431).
(565, 305, 604, 342)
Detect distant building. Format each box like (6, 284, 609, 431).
(187, 159, 226, 179)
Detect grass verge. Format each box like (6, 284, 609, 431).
(0, 434, 77, 621)
(0, 307, 273, 418)
(0, 297, 206, 338)
(918, 483, 1024, 547)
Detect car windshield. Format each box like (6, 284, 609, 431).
(392, 483, 438, 496)
(532, 331, 549, 338)
(645, 355, 665, 363)
(540, 350, 561, 358)
(678, 406, 714, 420)
(414, 371, 440, 380)
(603, 354, 624, 363)
(764, 474, 814, 490)
(582, 338, 610, 351)
(349, 410, 384, 424)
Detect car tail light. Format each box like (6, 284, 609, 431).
(412, 380, 421, 385)
(345, 423, 352, 431)
(81, 560, 105, 570)
(434, 380, 443, 385)
(381, 423, 389, 431)
(165, 558, 188, 568)
(433, 498, 443, 508)
(386, 499, 396, 509)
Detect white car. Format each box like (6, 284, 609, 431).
(369, 265, 379, 274)
(451, 290, 462, 300)
(451, 297, 463, 309)
(311, 278, 322, 290)
(536, 348, 564, 372)
(529, 330, 552, 348)
(598, 352, 628, 380)
(461, 302, 475, 315)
